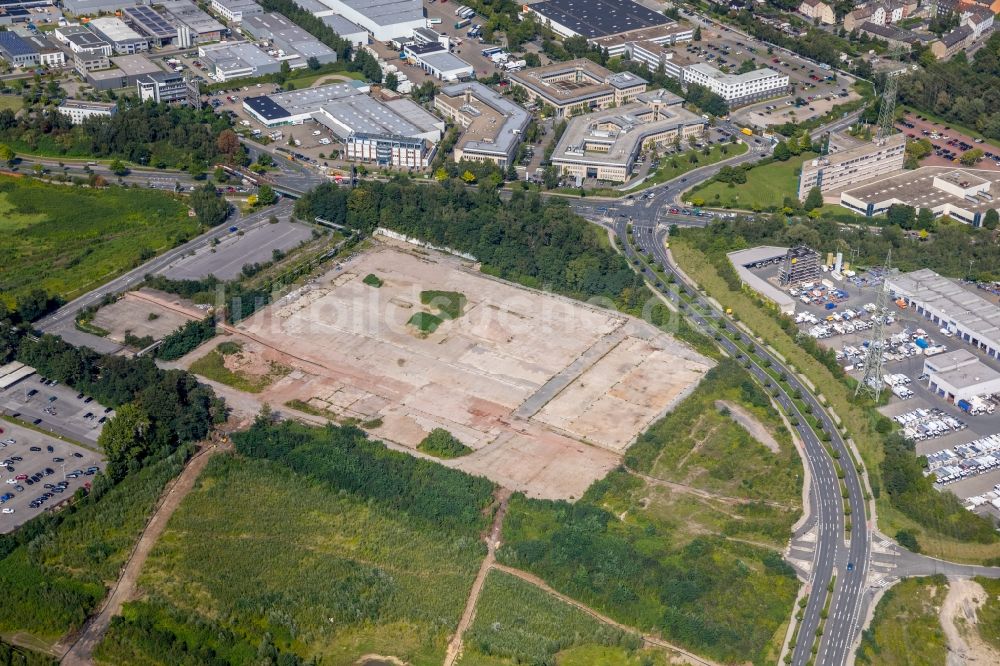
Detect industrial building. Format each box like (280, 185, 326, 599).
(682, 63, 789, 107)
(549, 89, 705, 183)
(312, 0, 425, 41)
(62, 0, 142, 15)
(0, 30, 38, 67)
(524, 0, 671, 39)
(433, 81, 531, 168)
(25, 34, 64, 67)
(210, 0, 262, 23)
(778, 246, 820, 286)
(136, 71, 198, 104)
(727, 246, 797, 314)
(74, 51, 111, 76)
(55, 24, 112, 55)
(198, 41, 280, 81)
(839, 167, 1000, 226)
(509, 59, 647, 118)
(161, 0, 226, 47)
(85, 53, 164, 90)
(243, 12, 337, 68)
(320, 13, 367, 47)
(123, 5, 179, 47)
(797, 132, 906, 200)
(402, 42, 472, 81)
(589, 23, 695, 58)
(86, 17, 149, 54)
(58, 99, 117, 124)
(243, 82, 443, 168)
(889, 268, 1000, 362)
(923, 350, 1000, 403)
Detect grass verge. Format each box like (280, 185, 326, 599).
(684, 153, 816, 211)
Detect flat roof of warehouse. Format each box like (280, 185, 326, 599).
(527, 0, 670, 38)
(889, 268, 1000, 343)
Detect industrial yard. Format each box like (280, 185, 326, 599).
(189, 241, 713, 499)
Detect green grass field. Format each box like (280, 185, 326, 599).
(420, 290, 466, 319)
(458, 570, 639, 665)
(856, 577, 948, 665)
(628, 142, 749, 193)
(685, 153, 816, 211)
(0, 176, 195, 306)
(0, 96, 23, 112)
(408, 311, 444, 333)
(135, 455, 485, 665)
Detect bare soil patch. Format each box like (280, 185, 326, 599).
(210, 242, 712, 500)
(91, 289, 203, 344)
(715, 400, 781, 454)
(940, 578, 1000, 666)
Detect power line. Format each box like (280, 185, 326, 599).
(856, 250, 893, 401)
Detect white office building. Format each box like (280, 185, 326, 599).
(683, 63, 789, 107)
(210, 0, 263, 23)
(58, 100, 118, 124)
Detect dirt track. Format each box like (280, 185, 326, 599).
(59, 444, 219, 666)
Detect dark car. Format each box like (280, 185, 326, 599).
(53, 457, 63, 462)
(46, 445, 53, 452)
(72, 452, 83, 459)
(33, 419, 42, 425)
(29, 446, 41, 452)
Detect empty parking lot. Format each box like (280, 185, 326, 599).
(0, 375, 112, 446)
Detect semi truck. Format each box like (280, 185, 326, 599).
(455, 18, 471, 28)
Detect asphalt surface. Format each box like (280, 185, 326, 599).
(36, 202, 294, 345)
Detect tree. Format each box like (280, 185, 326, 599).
(984, 208, 999, 230)
(960, 148, 984, 166)
(916, 207, 935, 230)
(16, 288, 56, 322)
(307, 56, 321, 70)
(216, 129, 240, 158)
(257, 183, 277, 206)
(773, 141, 791, 161)
(97, 402, 151, 481)
(0, 143, 14, 166)
(461, 170, 477, 184)
(886, 203, 916, 229)
(214, 166, 229, 183)
(694, 26, 702, 41)
(190, 182, 229, 227)
(803, 186, 824, 211)
(385, 71, 399, 91)
(109, 158, 128, 176)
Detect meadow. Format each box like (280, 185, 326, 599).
(135, 454, 487, 665)
(458, 570, 640, 665)
(0, 177, 195, 306)
(684, 153, 816, 211)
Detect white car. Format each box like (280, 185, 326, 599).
(2, 508, 12, 514)
(5, 479, 17, 485)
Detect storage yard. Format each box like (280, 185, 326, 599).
(201, 242, 713, 499)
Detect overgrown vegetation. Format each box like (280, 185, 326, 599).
(155, 316, 217, 361)
(132, 449, 488, 663)
(0, 447, 193, 641)
(460, 570, 640, 664)
(0, 175, 194, 307)
(856, 576, 948, 665)
(0, 641, 54, 666)
(420, 290, 466, 320)
(408, 311, 444, 334)
(418, 428, 473, 459)
(362, 273, 383, 288)
(188, 343, 287, 393)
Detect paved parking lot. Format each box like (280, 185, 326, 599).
(0, 376, 113, 446)
(897, 112, 1000, 171)
(0, 420, 105, 533)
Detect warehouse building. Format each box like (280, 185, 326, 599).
(433, 81, 531, 168)
(923, 350, 1000, 403)
(403, 42, 472, 81)
(889, 269, 1000, 362)
(727, 246, 796, 314)
(798, 132, 906, 199)
(198, 41, 280, 81)
(123, 5, 179, 47)
(62, 0, 143, 14)
(86, 17, 149, 54)
(210, 0, 262, 23)
(0, 30, 37, 66)
(58, 99, 117, 124)
(509, 59, 647, 118)
(312, 0, 425, 42)
(549, 89, 705, 183)
(839, 167, 1000, 226)
(74, 51, 111, 76)
(320, 13, 367, 47)
(161, 0, 225, 47)
(25, 34, 64, 67)
(55, 24, 112, 55)
(682, 63, 788, 107)
(589, 23, 694, 57)
(524, 0, 671, 39)
(243, 82, 443, 167)
(243, 13, 337, 68)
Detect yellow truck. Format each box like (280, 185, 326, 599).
(741, 127, 753, 136)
